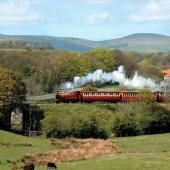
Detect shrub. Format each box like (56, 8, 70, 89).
(113, 103, 170, 136)
(41, 104, 114, 139)
(40, 103, 170, 138)
(113, 103, 138, 137)
(11, 163, 19, 170)
(136, 103, 170, 134)
(139, 89, 155, 103)
(82, 84, 97, 92)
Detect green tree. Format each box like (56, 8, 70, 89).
(54, 54, 91, 86)
(91, 49, 117, 72)
(138, 59, 162, 80)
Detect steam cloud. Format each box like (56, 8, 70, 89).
(60, 65, 165, 91)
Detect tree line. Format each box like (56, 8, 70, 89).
(0, 48, 169, 96)
(0, 40, 54, 50)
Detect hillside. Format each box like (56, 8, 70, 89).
(0, 130, 170, 170)
(0, 33, 170, 52)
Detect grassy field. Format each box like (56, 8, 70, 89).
(0, 130, 170, 170)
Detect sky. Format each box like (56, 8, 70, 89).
(0, 0, 170, 40)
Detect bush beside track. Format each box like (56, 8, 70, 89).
(39, 103, 170, 138)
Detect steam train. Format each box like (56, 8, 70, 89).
(55, 91, 169, 103)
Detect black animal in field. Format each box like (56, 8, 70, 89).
(47, 162, 57, 169)
(23, 163, 35, 170)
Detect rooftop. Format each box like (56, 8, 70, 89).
(161, 70, 170, 77)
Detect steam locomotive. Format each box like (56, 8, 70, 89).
(55, 91, 169, 103)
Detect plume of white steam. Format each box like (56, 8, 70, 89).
(60, 65, 165, 91)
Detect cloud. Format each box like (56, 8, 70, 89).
(0, 0, 43, 25)
(87, 12, 110, 24)
(129, 0, 170, 22)
(82, 0, 113, 4)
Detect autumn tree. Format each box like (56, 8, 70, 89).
(0, 68, 27, 130)
(113, 49, 137, 77)
(0, 67, 26, 105)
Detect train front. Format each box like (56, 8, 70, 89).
(55, 90, 80, 103)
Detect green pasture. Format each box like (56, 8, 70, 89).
(0, 130, 170, 170)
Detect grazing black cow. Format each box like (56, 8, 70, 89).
(47, 162, 57, 169)
(23, 163, 35, 170)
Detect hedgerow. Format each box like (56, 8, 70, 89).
(40, 103, 170, 138)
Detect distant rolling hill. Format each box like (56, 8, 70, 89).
(0, 33, 170, 52)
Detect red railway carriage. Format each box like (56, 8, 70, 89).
(55, 90, 168, 103)
(121, 91, 140, 102)
(158, 92, 170, 102)
(80, 91, 121, 102)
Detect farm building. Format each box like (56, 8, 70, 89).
(161, 70, 170, 82)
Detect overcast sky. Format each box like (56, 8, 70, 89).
(0, 0, 170, 40)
